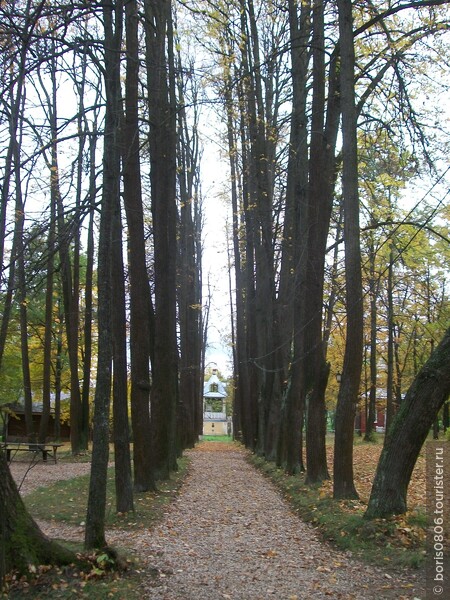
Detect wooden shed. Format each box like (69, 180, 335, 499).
(1, 401, 71, 442)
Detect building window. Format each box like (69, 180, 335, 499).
(210, 383, 218, 393)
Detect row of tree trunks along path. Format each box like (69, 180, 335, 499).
(14, 442, 425, 599)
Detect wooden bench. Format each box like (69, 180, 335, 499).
(1, 441, 63, 464)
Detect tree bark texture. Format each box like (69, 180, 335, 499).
(366, 326, 450, 518)
(304, 0, 340, 484)
(111, 189, 134, 514)
(365, 239, 378, 441)
(224, 68, 254, 448)
(40, 55, 58, 444)
(0, 452, 74, 579)
(84, 0, 122, 550)
(123, 0, 155, 492)
(175, 52, 203, 452)
(145, 0, 179, 478)
(333, 0, 364, 500)
(277, 0, 310, 473)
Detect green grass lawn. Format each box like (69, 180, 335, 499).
(200, 434, 233, 442)
(25, 457, 188, 529)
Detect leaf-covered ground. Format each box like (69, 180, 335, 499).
(251, 437, 430, 568)
(338, 441, 426, 508)
(5, 440, 429, 599)
(331, 441, 427, 551)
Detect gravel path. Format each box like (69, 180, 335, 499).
(12, 443, 426, 599)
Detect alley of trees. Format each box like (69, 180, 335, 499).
(1, 0, 450, 575)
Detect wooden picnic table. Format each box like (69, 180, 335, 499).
(1, 441, 63, 463)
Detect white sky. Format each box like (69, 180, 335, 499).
(200, 132, 234, 377)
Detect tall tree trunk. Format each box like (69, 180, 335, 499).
(278, 0, 310, 473)
(56, 137, 82, 454)
(385, 244, 395, 434)
(145, 0, 179, 479)
(54, 300, 64, 441)
(39, 187, 55, 444)
(104, 9, 133, 510)
(366, 327, 450, 518)
(239, 0, 277, 458)
(193, 197, 203, 439)
(111, 187, 134, 514)
(81, 161, 96, 449)
(237, 67, 259, 451)
(51, 95, 82, 454)
(73, 34, 101, 450)
(39, 49, 59, 444)
(333, 0, 364, 500)
(0, 0, 37, 355)
(175, 48, 203, 451)
(304, 0, 340, 484)
(73, 43, 89, 451)
(242, 123, 259, 451)
(14, 114, 34, 440)
(35, 46, 84, 451)
(365, 237, 378, 441)
(222, 52, 252, 447)
(0, 230, 17, 379)
(122, 0, 155, 492)
(0, 57, 26, 370)
(85, 0, 122, 550)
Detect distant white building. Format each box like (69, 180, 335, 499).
(203, 369, 231, 436)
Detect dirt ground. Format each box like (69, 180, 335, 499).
(11, 443, 427, 599)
